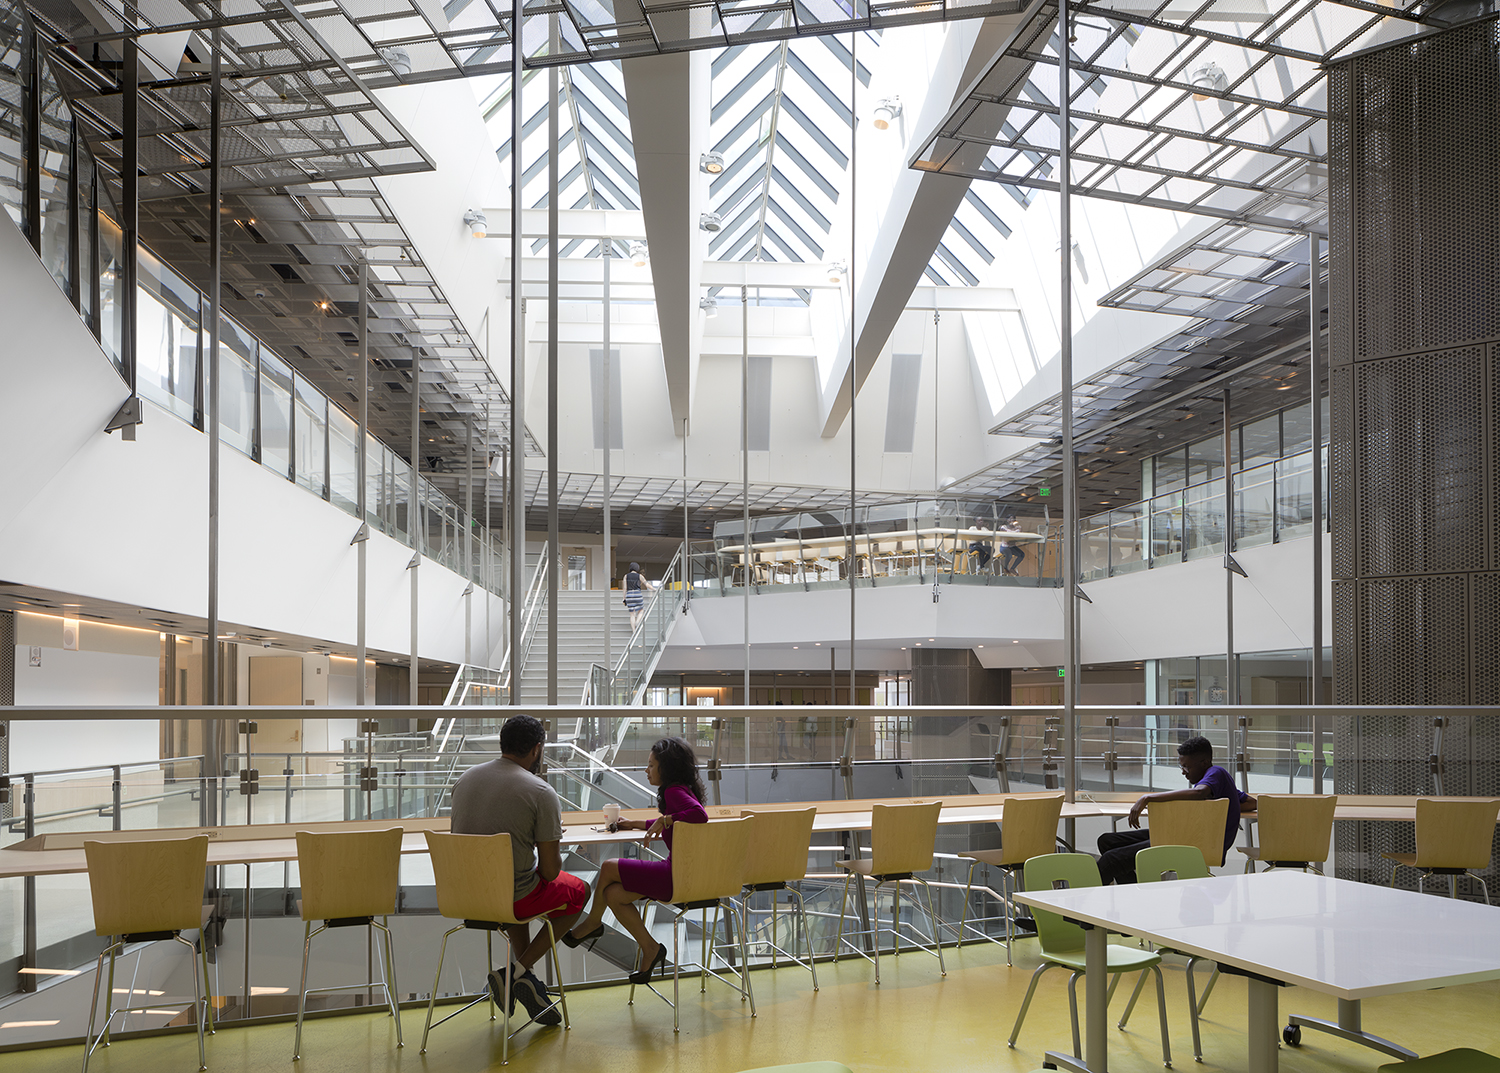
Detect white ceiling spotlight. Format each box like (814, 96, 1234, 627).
(698, 211, 723, 232)
(629, 241, 649, 267)
(699, 151, 725, 175)
(463, 209, 487, 238)
(380, 46, 412, 77)
(827, 259, 848, 284)
(872, 96, 903, 130)
(1189, 61, 1228, 101)
(700, 296, 719, 318)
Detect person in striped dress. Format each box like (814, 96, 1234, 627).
(623, 561, 653, 631)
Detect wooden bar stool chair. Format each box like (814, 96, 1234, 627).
(1382, 797, 1500, 903)
(1148, 797, 1230, 867)
(292, 828, 404, 1059)
(419, 832, 568, 1064)
(630, 815, 757, 1032)
(739, 807, 819, 989)
(1240, 794, 1337, 873)
(834, 801, 946, 984)
(956, 793, 1064, 964)
(82, 835, 211, 1073)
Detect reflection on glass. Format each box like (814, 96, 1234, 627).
(1234, 460, 1276, 548)
(97, 210, 123, 374)
(1109, 505, 1146, 573)
(219, 315, 258, 456)
(137, 248, 200, 422)
(1183, 482, 1223, 559)
(259, 348, 293, 478)
(328, 406, 359, 515)
(1150, 495, 1183, 563)
(37, 79, 70, 296)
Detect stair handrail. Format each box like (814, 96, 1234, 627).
(605, 545, 686, 705)
(443, 543, 549, 705)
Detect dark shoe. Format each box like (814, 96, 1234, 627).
(628, 942, 667, 985)
(514, 970, 562, 1026)
(561, 922, 605, 949)
(487, 968, 516, 1016)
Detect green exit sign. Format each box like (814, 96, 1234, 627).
(1039, 486, 1051, 496)
(1057, 668, 1065, 678)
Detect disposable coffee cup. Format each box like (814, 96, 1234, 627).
(602, 804, 621, 827)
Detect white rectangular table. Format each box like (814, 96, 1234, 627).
(1014, 871, 1500, 1073)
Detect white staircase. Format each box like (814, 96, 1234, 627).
(517, 590, 635, 705)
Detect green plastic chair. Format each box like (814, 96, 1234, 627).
(1378, 1050, 1500, 1072)
(1293, 742, 1314, 778)
(1127, 845, 1218, 1062)
(1007, 853, 1171, 1067)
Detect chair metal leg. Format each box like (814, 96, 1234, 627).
(1184, 954, 1204, 1061)
(957, 861, 978, 943)
(870, 880, 880, 984)
(82, 942, 118, 1073)
(1008, 962, 1053, 1047)
(914, 877, 946, 976)
(789, 885, 819, 990)
(485, 931, 496, 1021)
(420, 925, 457, 1053)
(1196, 965, 1220, 1014)
(1067, 971, 1083, 1059)
(834, 872, 852, 961)
(1119, 968, 1149, 1027)
(735, 897, 756, 1017)
(1473, 873, 1491, 905)
(541, 919, 570, 1029)
(500, 931, 513, 1064)
(201, 935, 216, 1035)
(375, 918, 403, 1045)
(1152, 964, 1173, 1068)
(672, 911, 681, 1033)
(178, 933, 207, 1070)
(293, 922, 313, 1060)
(101, 944, 117, 1048)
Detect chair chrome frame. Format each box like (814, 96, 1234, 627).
(292, 915, 403, 1060)
(955, 860, 1029, 965)
(833, 868, 947, 985)
(738, 880, 819, 990)
(628, 895, 756, 1033)
(83, 931, 210, 1073)
(1009, 959, 1171, 1068)
(1390, 862, 1492, 905)
(418, 914, 569, 1065)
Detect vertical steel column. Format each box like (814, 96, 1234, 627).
(602, 240, 612, 689)
(484, 400, 492, 665)
(21, 23, 39, 252)
(356, 260, 369, 705)
(1058, 0, 1078, 806)
(742, 284, 751, 703)
(410, 345, 420, 706)
(205, 31, 222, 705)
(508, 13, 525, 705)
(122, 34, 139, 427)
(1224, 386, 1235, 710)
(683, 418, 690, 599)
(67, 121, 80, 307)
(1308, 232, 1325, 792)
(547, 60, 560, 705)
(848, 31, 857, 703)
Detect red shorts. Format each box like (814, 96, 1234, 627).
(513, 871, 588, 920)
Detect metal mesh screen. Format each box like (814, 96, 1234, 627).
(0, 609, 11, 821)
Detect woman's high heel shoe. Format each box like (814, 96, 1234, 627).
(628, 943, 667, 985)
(561, 923, 605, 949)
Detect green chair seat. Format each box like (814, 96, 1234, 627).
(1379, 1050, 1500, 1072)
(1043, 944, 1162, 973)
(734, 1064, 854, 1073)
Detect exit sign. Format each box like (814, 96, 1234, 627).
(1057, 668, 1065, 678)
(1039, 486, 1051, 496)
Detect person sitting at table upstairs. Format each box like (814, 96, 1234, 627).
(561, 736, 709, 985)
(1097, 735, 1256, 884)
(450, 713, 588, 1026)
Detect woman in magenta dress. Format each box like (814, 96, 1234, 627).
(562, 737, 708, 982)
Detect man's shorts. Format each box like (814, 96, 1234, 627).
(513, 870, 589, 920)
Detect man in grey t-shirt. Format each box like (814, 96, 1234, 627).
(450, 714, 586, 1026)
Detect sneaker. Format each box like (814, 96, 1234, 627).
(486, 968, 517, 1016)
(514, 969, 562, 1026)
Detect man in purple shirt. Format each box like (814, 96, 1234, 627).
(1097, 735, 1256, 884)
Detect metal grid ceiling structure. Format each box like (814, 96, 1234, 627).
(1326, 15, 1500, 895)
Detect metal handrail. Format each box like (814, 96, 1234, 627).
(592, 545, 685, 704)
(443, 543, 550, 704)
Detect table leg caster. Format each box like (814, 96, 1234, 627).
(1283, 1024, 1302, 1047)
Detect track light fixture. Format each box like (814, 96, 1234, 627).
(463, 208, 487, 238)
(1190, 61, 1228, 101)
(700, 296, 719, 318)
(872, 96, 903, 130)
(699, 151, 725, 174)
(827, 259, 848, 284)
(629, 241, 649, 267)
(698, 212, 723, 232)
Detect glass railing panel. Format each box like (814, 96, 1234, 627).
(97, 208, 123, 373)
(1183, 481, 1225, 559)
(0, 3, 20, 231)
(136, 248, 201, 423)
(219, 315, 259, 457)
(1081, 514, 1110, 580)
(1275, 450, 1315, 539)
(1234, 458, 1277, 548)
(259, 347, 294, 479)
(364, 433, 384, 529)
(1109, 505, 1147, 574)
(293, 374, 326, 497)
(37, 77, 70, 298)
(328, 405, 359, 516)
(1148, 494, 1183, 564)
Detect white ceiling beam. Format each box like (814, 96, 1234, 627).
(477, 208, 647, 241)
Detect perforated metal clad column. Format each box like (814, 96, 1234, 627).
(1328, 15, 1500, 896)
(0, 610, 11, 821)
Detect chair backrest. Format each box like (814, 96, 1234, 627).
(1135, 844, 1210, 883)
(1021, 853, 1101, 955)
(1294, 743, 1313, 765)
(869, 801, 942, 875)
(296, 827, 403, 921)
(1149, 797, 1230, 867)
(740, 807, 816, 887)
(670, 816, 755, 904)
(85, 835, 209, 937)
(995, 794, 1065, 866)
(1414, 798, 1500, 870)
(425, 831, 519, 924)
(1255, 794, 1337, 863)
